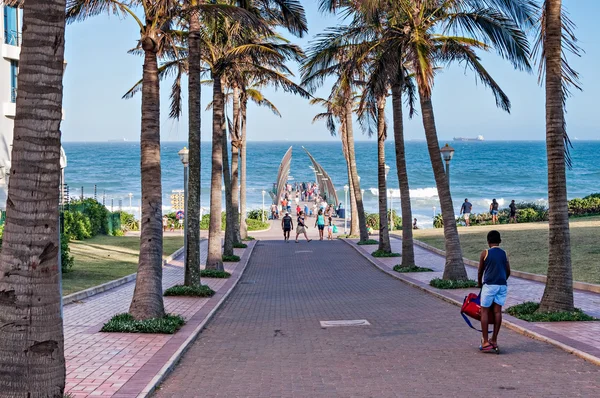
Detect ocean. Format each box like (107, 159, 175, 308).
(63, 140, 600, 228)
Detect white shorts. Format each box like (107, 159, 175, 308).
(463, 213, 470, 219)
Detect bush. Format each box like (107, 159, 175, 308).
(164, 284, 215, 297)
(223, 254, 240, 262)
(200, 212, 226, 231)
(433, 214, 443, 228)
(247, 218, 269, 231)
(429, 278, 477, 289)
(70, 198, 110, 236)
(247, 209, 268, 221)
(61, 233, 74, 273)
(506, 302, 597, 322)
(201, 269, 231, 278)
(243, 236, 255, 241)
(393, 265, 434, 273)
(365, 213, 380, 229)
(63, 210, 92, 240)
(101, 313, 186, 334)
(516, 207, 541, 223)
(120, 211, 139, 232)
(357, 239, 378, 245)
(371, 250, 400, 258)
(233, 242, 247, 248)
(568, 196, 600, 216)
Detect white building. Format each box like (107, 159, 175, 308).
(0, 4, 67, 209)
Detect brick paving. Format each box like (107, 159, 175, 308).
(64, 240, 253, 397)
(153, 233, 600, 397)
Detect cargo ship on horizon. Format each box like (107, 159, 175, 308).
(453, 135, 484, 142)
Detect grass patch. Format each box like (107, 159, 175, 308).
(429, 278, 478, 289)
(222, 254, 241, 262)
(164, 284, 215, 297)
(233, 242, 248, 249)
(372, 250, 401, 258)
(200, 269, 231, 278)
(358, 239, 379, 245)
(506, 302, 597, 322)
(101, 313, 185, 334)
(64, 235, 183, 296)
(393, 265, 434, 273)
(243, 236, 255, 241)
(412, 216, 600, 284)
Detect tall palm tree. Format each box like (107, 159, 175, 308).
(0, 0, 67, 394)
(68, 0, 182, 319)
(537, 0, 581, 313)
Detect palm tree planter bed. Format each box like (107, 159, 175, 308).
(101, 314, 186, 334)
(393, 265, 434, 273)
(358, 239, 379, 245)
(222, 255, 241, 262)
(429, 278, 478, 289)
(372, 250, 401, 258)
(233, 243, 248, 249)
(200, 269, 231, 279)
(507, 302, 597, 322)
(164, 285, 216, 297)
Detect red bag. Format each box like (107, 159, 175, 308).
(461, 293, 482, 321)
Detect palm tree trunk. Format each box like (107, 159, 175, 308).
(184, 7, 201, 286)
(230, 85, 242, 243)
(345, 98, 368, 241)
(0, 1, 66, 393)
(377, 96, 391, 252)
(419, 92, 467, 280)
(392, 83, 415, 266)
(539, 0, 574, 312)
(207, 74, 225, 271)
(239, 98, 248, 239)
(222, 105, 234, 257)
(340, 124, 359, 236)
(129, 45, 166, 318)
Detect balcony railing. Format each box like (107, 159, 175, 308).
(4, 30, 21, 46)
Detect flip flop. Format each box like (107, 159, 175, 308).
(479, 343, 495, 352)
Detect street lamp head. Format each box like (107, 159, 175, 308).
(440, 143, 455, 162)
(178, 147, 189, 166)
(384, 164, 390, 178)
(128, 192, 133, 198)
(343, 185, 349, 193)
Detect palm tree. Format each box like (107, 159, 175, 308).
(68, 0, 184, 319)
(0, 0, 67, 394)
(537, 0, 581, 313)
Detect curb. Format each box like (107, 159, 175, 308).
(63, 246, 185, 305)
(139, 240, 257, 397)
(342, 238, 600, 368)
(410, 237, 600, 294)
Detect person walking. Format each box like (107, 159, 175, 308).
(315, 209, 326, 241)
(490, 199, 499, 225)
(509, 200, 517, 223)
(477, 230, 511, 352)
(304, 204, 309, 217)
(295, 211, 311, 243)
(327, 218, 334, 240)
(296, 204, 301, 216)
(460, 198, 473, 227)
(281, 212, 293, 242)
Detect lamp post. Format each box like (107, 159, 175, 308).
(128, 192, 133, 212)
(440, 143, 455, 184)
(343, 185, 349, 234)
(261, 190, 266, 222)
(178, 147, 189, 267)
(384, 164, 390, 230)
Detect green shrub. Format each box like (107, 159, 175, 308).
(506, 302, 597, 322)
(433, 214, 444, 228)
(222, 254, 240, 262)
(61, 233, 74, 273)
(371, 250, 400, 258)
(101, 313, 186, 334)
(247, 209, 268, 221)
(120, 211, 139, 232)
(584, 193, 600, 200)
(247, 218, 269, 231)
(365, 213, 379, 229)
(429, 278, 477, 289)
(63, 210, 92, 240)
(357, 239, 378, 245)
(200, 212, 227, 231)
(164, 284, 215, 297)
(243, 236, 255, 241)
(201, 269, 231, 278)
(516, 207, 541, 223)
(568, 196, 600, 216)
(70, 198, 110, 236)
(233, 242, 248, 248)
(393, 265, 434, 272)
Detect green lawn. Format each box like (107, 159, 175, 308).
(63, 235, 183, 296)
(410, 216, 600, 284)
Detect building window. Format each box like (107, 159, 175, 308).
(4, 6, 19, 46)
(10, 60, 17, 103)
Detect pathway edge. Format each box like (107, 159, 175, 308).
(341, 238, 600, 368)
(138, 240, 257, 397)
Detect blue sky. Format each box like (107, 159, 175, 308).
(62, 0, 599, 142)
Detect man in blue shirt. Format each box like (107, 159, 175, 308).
(460, 198, 473, 227)
(478, 230, 511, 352)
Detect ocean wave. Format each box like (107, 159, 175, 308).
(368, 187, 438, 199)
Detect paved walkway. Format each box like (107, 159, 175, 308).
(65, 240, 253, 397)
(153, 231, 600, 397)
(365, 235, 600, 359)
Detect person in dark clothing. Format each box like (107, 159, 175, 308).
(295, 211, 311, 243)
(489, 199, 499, 225)
(460, 198, 473, 227)
(281, 212, 293, 242)
(509, 200, 517, 223)
(478, 230, 511, 352)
